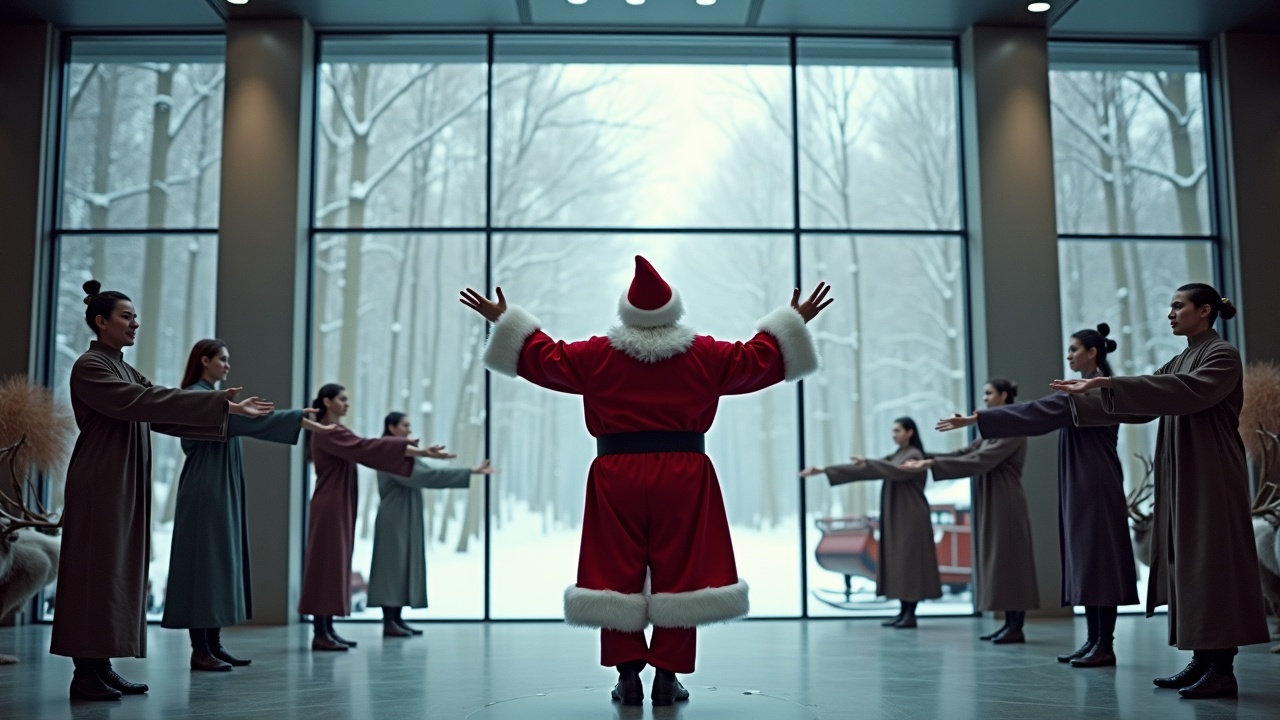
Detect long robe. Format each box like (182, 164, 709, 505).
(160, 380, 305, 630)
(927, 436, 1040, 612)
(1069, 330, 1268, 649)
(298, 426, 414, 617)
(366, 462, 472, 609)
(977, 382, 1138, 607)
(50, 342, 228, 659)
(825, 447, 942, 603)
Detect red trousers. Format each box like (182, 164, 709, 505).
(601, 627, 697, 673)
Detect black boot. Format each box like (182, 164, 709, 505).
(208, 627, 251, 667)
(190, 629, 233, 671)
(69, 659, 121, 701)
(383, 608, 412, 638)
(881, 608, 906, 627)
(311, 615, 349, 652)
(651, 668, 690, 706)
(992, 611, 1025, 644)
(895, 602, 918, 629)
(1179, 649, 1238, 699)
(1060, 607, 1098, 662)
(1154, 651, 1209, 689)
(97, 660, 149, 694)
(326, 617, 357, 647)
(980, 617, 1009, 641)
(1073, 606, 1117, 668)
(392, 607, 423, 636)
(610, 660, 645, 706)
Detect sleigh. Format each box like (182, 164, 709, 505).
(812, 505, 972, 610)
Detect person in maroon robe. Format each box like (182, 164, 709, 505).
(298, 383, 455, 651)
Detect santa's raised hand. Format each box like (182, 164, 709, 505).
(460, 286, 508, 323)
(792, 282, 834, 323)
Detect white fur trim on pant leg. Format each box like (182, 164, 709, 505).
(648, 579, 750, 628)
(756, 306, 820, 381)
(618, 288, 685, 329)
(563, 585, 650, 632)
(482, 305, 541, 378)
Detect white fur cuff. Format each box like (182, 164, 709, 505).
(648, 579, 750, 628)
(563, 585, 649, 632)
(756, 306, 820, 381)
(482, 305, 541, 378)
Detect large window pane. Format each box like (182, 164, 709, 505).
(1049, 44, 1212, 237)
(797, 39, 961, 231)
(45, 234, 219, 619)
(316, 37, 488, 228)
(310, 233, 487, 619)
(492, 36, 793, 229)
(489, 234, 801, 618)
(800, 234, 973, 617)
(1057, 238, 1214, 613)
(61, 38, 225, 230)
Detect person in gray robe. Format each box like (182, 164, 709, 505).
(161, 339, 334, 671)
(1054, 284, 1268, 699)
(903, 378, 1039, 644)
(938, 326, 1138, 668)
(51, 281, 272, 702)
(367, 411, 494, 636)
(800, 417, 941, 628)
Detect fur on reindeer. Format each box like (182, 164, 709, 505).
(0, 376, 74, 665)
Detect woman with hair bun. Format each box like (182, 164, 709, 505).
(901, 378, 1039, 644)
(1053, 283, 1268, 699)
(298, 384, 457, 651)
(51, 281, 274, 701)
(938, 325, 1137, 668)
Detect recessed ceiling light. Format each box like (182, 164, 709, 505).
(1027, 2, 1051, 11)
(226, 0, 249, 5)
(697, 0, 717, 5)
(625, 0, 645, 5)
(567, 0, 587, 5)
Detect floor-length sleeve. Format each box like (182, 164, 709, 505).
(229, 408, 306, 445)
(72, 353, 227, 434)
(977, 393, 1073, 439)
(1103, 343, 1241, 417)
(928, 438, 1023, 481)
(388, 461, 472, 490)
(314, 426, 415, 476)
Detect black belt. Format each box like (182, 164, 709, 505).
(596, 431, 706, 456)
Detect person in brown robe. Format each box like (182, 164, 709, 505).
(51, 281, 273, 702)
(800, 417, 942, 628)
(938, 325, 1138, 669)
(902, 378, 1040, 644)
(1053, 284, 1269, 699)
(298, 383, 456, 651)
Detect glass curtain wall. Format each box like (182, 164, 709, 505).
(1048, 42, 1219, 613)
(312, 34, 970, 621)
(43, 36, 226, 619)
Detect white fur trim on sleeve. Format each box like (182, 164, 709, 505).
(482, 305, 541, 378)
(756, 306, 820, 382)
(648, 579, 750, 628)
(563, 585, 649, 632)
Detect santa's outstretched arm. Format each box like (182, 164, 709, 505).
(716, 282, 832, 394)
(461, 287, 591, 394)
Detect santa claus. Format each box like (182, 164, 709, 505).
(460, 256, 831, 706)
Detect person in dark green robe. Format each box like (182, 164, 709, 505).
(368, 411, 493, 636)
(161, 340, 334, 671)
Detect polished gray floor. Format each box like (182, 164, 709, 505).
(1, 616, 1277, 719)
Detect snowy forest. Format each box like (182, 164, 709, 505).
(45, 37, 1217, 620)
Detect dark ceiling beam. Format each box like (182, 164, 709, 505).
(746, 0, 766, 27)
(1046, 0, 1081, 27)
(202, 0, 229, 22)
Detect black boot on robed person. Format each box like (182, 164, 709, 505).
(1154, 651, 1209, 689)
(190, 629, 233, 672)
(1061, 607, 1099, 662)
(311, 615, 349, 652)
(992, 611, 1026, 644)
(208, 627, 251, 666)
(611, 660, 645, 706)
(392, 607, 423, 636)
(1072, 606, 1116, 668)
(69, 659, 121, 702)
(382, 607, 412, 637)
(1178, 649, 1239, 699)
(651, 667, 690, 706)
(895, 601, 918, 629)
(97, 660, 149, 694)
(980, 618, 1009, 641)
(881, 609, 905, 627)
(325, 616, 358, 647)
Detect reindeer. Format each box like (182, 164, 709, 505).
(0, 438, 62, 665)
(1127, 455, 1155, 568)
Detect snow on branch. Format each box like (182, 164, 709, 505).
(1122, 73, 1196, 128)
(1050, 97, 1113, 155)
(1124, 160, 1206, 189)
(169, 69, 226, 139)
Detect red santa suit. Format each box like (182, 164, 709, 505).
(482, 257, 819, 673)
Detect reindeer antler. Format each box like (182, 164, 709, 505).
(0, 436, 61, 538)
(1126, 454, 1155, 524)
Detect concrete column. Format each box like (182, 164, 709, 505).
(960, 25, 1067, 617)
(217, 19, 315, 625)
(0, 24, 56, 381)
(1214, 32, 1280, 364)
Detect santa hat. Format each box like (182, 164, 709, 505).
(617, 256, 685, 328)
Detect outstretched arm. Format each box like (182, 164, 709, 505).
(463, 286, 595, 395)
